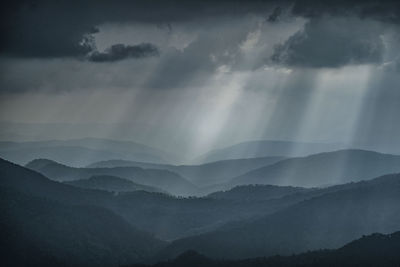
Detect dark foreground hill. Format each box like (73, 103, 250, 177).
(0, 188, 165, 267)
(2, 156, 400, 266)
(0, 158, 314, 241)
(9, 156, 400, 243)
(0, 158, 165, 266)
(232, 149, 400, 187)
(131, 231, 400, 267)
(159, 173, 400, 259)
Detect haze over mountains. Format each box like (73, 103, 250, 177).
(26, 158, 198, 196)
(1, 128, 400, 266)
(231, 149, 400, 187)
(159, 173, 400, 260)
(197, 140, 345, 163)
(0, 138, 175, 167)
(0, 156, 312, 242)
(0, 151, 400, 266)
(2, 136, 400, 266)
(3, 0, 400, 265)
(65, 175, 164, 193)
(25, 148, 400, 197)
(87, 156, 285, 187)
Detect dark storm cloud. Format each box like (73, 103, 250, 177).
(1, 0, 398, 60)
(292, 0, 400, 24)
(382, 58, 400, 72)
(0, 1, 97, 58)
(0, 0, 282, 58)
(0, 0, 398, 91)
(87, 43, 159, 62)
(267, 6, 283, 22)
(144, 16, 258, 89)
(271, 17, 385, 68)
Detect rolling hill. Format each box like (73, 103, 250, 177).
(4, 154, 400, 262)
(0, 157, 309, 241)
(207, 184, 312, 201)
(26, 159, 198, 196)
(197, 140, 343, 163)
(231, 149, 400, 187)
(87, 156, 285, 187)
(159, 173, 400, 260)
(0, 158, 165, 266)
(131, 231, 400, 267)
(0, 138, 174, 167)
(65, 175, 164, 193)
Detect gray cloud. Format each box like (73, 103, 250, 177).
(1, 0, 400, 157)
(267, 6, 283, 22)
(0, 0, 399, 95)
(381, 58, 400, 72)
(271, 17, 385, 68)
(1, 1, 97, 58)
(87, 43, 159, 62)
(0, 15, 270, 93)
(3, 0, 398, 59)
(142, 15, 264, 89)
(291, 0, 400, 24)
(0, 0, 280, 59)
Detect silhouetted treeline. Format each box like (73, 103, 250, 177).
(2, 156, 400, 267)
(130, 232, 400, 267)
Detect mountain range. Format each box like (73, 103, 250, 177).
(65, 175, 164, 193)
(196, 140, 344, 163)
(26, 158, 197, 196)
(131, 231, 400, 267)
(0, 138, 174, 167)
(0, 158, 165, 266)
(87, 156, 284, 187)
(2, 157, 308, 240)
(231, 149, 400, 187)
(2, 146, 400, 266)
(158, 172, 400, 260)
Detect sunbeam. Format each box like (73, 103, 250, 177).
(1, 1, 400, 265)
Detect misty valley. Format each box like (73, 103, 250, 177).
(1, 138, 400, 266)
(2, 0, 400, 266)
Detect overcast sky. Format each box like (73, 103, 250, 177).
(1, 0, 400, 156)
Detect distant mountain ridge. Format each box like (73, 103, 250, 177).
(65, 175, 164, 193)
(2, 156, 400, 265)
(0, 138, 174, 167)
(87, 156, 285, 187)
(231, 149, 400, 187)
(197, 140, 344, 163)
(207, 184, 312, 201)
(26, 158, 197, 196)
(0, 158, 312, 241)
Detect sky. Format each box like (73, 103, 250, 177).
(1, 0, 400, 157)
